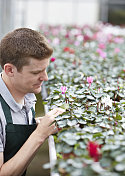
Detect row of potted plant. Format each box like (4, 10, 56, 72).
(39, 23, 125, 176)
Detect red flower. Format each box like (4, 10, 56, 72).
(83, 35, 91, 41)
(63, 47, 75, 54)
(69, 48, 75, 54)
(65, 33, 70, 38)
(87, 141, 101, 162)
(50, 57, 56, 62)
(63, 47, 70, 52)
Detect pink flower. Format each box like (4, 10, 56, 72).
(96, 48, 107, 58)
(114, 48, 120, 53)
(98, 43, 106, 49)
(52, 38, 60, 45)
(115, 121, 118, 126)
(50, 57, 56, 62)
(96, 48, 102, 54)
(107, 33, 113, 42)
(87, 76, 93, 87)
(100, 51, 107, 58)
(52, 29, 59, 36)
(114, 37, 124, 44)
(92, 33, 98, 40)
(60, 86, 67, 94)
(84, 35, 91, 41)
(74, 41, 80, 46)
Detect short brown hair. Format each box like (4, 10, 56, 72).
(0, 28, 53, 71)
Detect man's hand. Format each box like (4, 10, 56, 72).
(35, 108, 65, 141)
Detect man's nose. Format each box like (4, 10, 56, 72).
(40, 71, 48, 81)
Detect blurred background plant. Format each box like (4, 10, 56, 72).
(0, 0, 125, 175)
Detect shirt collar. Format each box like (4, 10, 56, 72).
(0, 73, 36, 112)
(24, 93, 36, 112)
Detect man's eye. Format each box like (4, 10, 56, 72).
(31, 69, 45, 75)
(32, 72, 39, 75)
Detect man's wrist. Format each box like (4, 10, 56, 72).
(31, 130, 46, 146)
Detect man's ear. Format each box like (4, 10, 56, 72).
(4, 64, 15, 77)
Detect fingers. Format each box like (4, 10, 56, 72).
(49, 121, 62, 134)
(36, 119, 40, 125)
(35, 109, 63, 139)
(45, 108, 65, 126)
(45, 108, 65, 118)
(36, 108, 65, 127)
(54, 108, 65, 114)
(36, 117, 44, 124)
(48, 123, 59, 134)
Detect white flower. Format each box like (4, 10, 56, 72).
(101, 95, 112, 108)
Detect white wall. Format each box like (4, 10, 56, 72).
(14, 0, 100, 30)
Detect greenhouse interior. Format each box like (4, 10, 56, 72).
(0, 0, 125, 176)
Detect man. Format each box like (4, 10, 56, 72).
(0, 28, 64, 176)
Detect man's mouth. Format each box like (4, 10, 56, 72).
(34, 82, 43, 87)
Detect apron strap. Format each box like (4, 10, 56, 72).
(0, 95, 36, 124)
(0, 95, 13, 124)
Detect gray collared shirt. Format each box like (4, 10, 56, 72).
(0, 73, 37, 152)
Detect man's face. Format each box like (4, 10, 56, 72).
(12, 58, 49, 95)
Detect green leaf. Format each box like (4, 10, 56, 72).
(53, 95, 60, 99)
(115, 113, 122, 120)
(57, 153, 63, 159)
(60, 103, 70, 110)
(93, 133, 103, 138)
(42, 101, 48, 105)
(86, 95, 95, 100)
(67, 119, 78, 126)
(115, 163, 125, 171)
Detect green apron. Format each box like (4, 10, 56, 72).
(0, 95, 37, 176)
